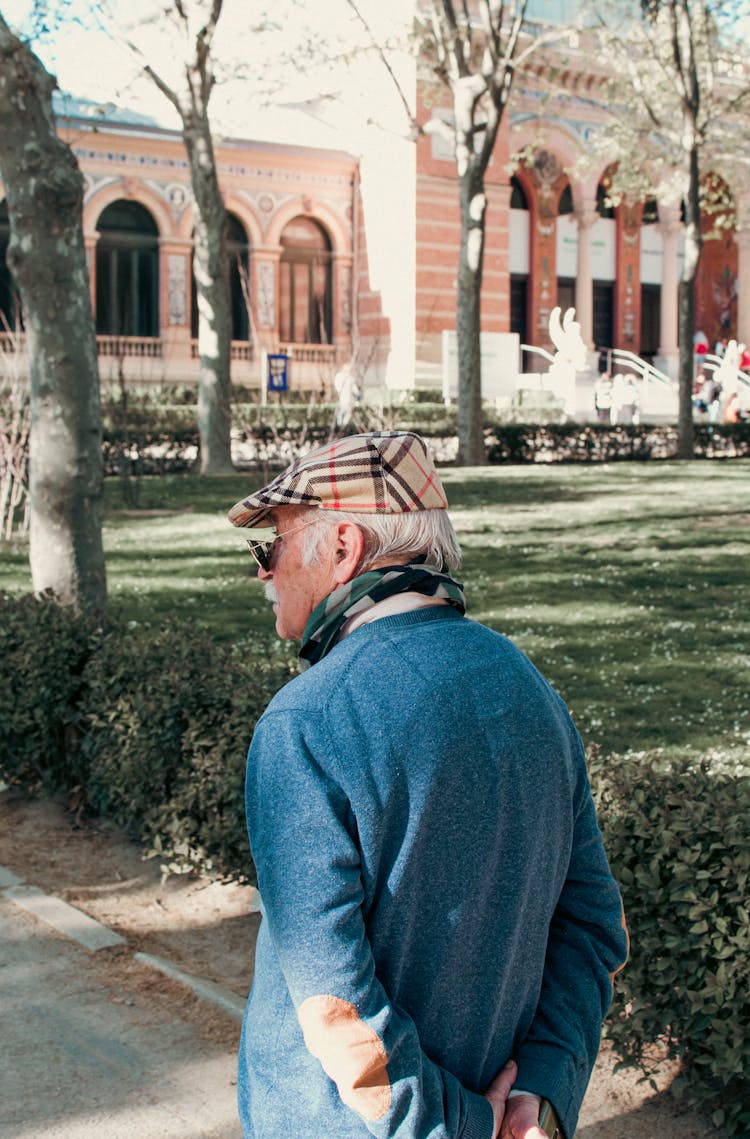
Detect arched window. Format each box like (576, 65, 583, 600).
(0, 202, 22, 332)
(596, 183, 615, 218)
(557, 184, 574, 215)
(510, 176, 528, 210)
(190, 213, 252, 341)
(96, 200, 159, 337)
(228, 214, 251, 342)
(509, 177, 530, 352)
(279, 217, 333, 344)
(641, 198, 659, 224)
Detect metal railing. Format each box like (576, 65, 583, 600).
(607, 349, 674, 387)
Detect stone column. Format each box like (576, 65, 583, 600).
(333, 251, 354, 352)
(574, 205, 597, 349)
(253, 248, 282, 393)
(735, 227, 750, 345)
(254, 249, 281, 342)
(657, 208, 681, 377)
(159, 238, 193, 374)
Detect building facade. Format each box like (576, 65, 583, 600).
(1, 68, 748, 402)
(415, 75, 749, 387)
(0, 101, 389, 399)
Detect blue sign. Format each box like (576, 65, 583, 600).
(267, 353, 289, 393)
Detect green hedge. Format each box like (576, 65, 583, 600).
(590, 748, 750, 1135)
(79, 624, 295, 880)
(0, 593, 295, 882)
(0, 592, 92, 792)
(484, 422, 750, 462)
(98, 390, 750, 475)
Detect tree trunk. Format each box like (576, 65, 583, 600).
(676, 277, 696, 459)
(676, 143, 702, 461)
(183, 109, 233, 475)
(0, 19, 106, 617)
(456, 163, 487, 466)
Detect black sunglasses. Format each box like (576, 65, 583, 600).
(245, 517, 321, 572)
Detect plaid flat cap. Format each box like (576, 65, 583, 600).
(228, 431, 449, 528)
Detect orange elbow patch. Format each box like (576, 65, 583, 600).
(298, 994, 391, 1121)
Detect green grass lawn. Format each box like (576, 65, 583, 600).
(2, 460, 748, 765)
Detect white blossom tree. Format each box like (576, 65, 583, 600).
(583, 0, 750, 458)
(348, 0, 559, 463)
(417, 0, 532, 464)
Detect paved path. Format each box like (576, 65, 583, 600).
(0, 895, 241, 1139)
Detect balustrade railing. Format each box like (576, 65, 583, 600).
(280, 343, 340, 365)
(96, 336, 163, 358)
(1, 332, 345, 374)
(190, 339, 255, 361)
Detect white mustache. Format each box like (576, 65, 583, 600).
(264, 582, 278, 604)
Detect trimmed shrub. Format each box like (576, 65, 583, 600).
(93, 380, 750, 474)
(590, 748, 750, 1135)
(78, 624, 296, 882)
(0, 593, 295, 882)
(0, 592, 94, 792)
(486, 422, 750, 463)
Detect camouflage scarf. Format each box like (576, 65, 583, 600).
(298, 561, 466, 669)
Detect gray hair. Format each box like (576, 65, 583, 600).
(300, 507, 462, 573)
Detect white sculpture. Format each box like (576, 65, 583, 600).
(334, 360, 361, 427)
(548, 306, 589, 418)
(711, 338, 745, 397)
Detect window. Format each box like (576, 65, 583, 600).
(557, 278, 576, 312)
(0, 202, 22, 332)
(279, 217, 332, 344)
(510, 177, 529, 210)
(557, 184, 573, 215)
(191, 213, 252, 341)
(640, 284, 661, 358)
(228, 214, 251, 341)
(596, 183, 615, 219)
(510, 276, 528, 344)
(642, 198, 659, 225)
(96, 200, 159, 337)
(593, 282, 614, 350)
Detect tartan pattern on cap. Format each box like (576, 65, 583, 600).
(228, 432, 448, 528)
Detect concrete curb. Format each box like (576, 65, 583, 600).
(135, 952, 246, 1022)
(0, 865, 24, 889)
(4, 883, 126, 951)
(0, 862, 247, 1022)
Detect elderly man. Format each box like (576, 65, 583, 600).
(228, 431, 627, 1139)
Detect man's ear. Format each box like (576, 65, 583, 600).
(331, 521, 365, 585)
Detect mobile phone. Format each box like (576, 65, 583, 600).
(538, 1098, 563, 1138)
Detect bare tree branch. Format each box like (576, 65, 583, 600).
(345, 0, 419, 137)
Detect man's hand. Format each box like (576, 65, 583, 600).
(500, 1092, 548, 1139)
(483, 1060, 517, 1139)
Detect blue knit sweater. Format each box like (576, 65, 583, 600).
(239, 607, 627, 1138)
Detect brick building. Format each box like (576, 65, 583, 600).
(0, 98, 391, 398)
(1, 57, 748, 403)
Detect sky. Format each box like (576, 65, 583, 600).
(0, 0, 421, 390)
(0, 0, 417, 152)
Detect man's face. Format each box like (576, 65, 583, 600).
(257, 510, 337, 641)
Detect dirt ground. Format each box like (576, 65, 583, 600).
(0, 789, 722, 1138)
